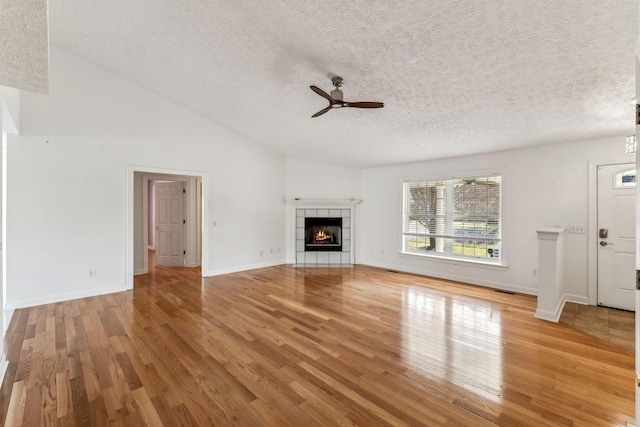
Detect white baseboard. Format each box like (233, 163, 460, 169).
(534, 292, 586, 323)
(535, 297, 567, 323)
(360, 260, 537, 296)
(3, 310, 14, 333)
(204, 260, 286, 277)
(134, 268, 146, 275)
(563, 294, 589, 305)
(0, 353, 7, 388)
(5, 285, 130, 310)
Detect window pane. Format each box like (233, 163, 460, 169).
(403, 175, 502, 263)
(614, 169, 636, 188)
(452, 238, 501, 259)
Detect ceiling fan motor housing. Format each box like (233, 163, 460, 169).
(331, 76, 344, 101)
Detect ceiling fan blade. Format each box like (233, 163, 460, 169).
(345, 102, 384, 108)
(310, 85, 333, 102)
(311, 105, 332, 118)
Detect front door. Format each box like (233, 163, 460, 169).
(155, 181, 186, 267)
(597, 163, 636, 310)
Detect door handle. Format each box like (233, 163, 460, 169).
(599, 241, 614, 246)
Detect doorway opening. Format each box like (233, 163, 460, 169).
(126, 166, 209, 289)
(140, 173, 202, 273)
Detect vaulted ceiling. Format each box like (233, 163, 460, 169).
(49, 1, 637, 168)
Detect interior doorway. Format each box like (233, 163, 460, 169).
(126, 166, 209, 288)
(140, 173, 202, 273)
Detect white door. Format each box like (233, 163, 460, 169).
(155, 181, 186, 267)
(597, 163, 636, 310)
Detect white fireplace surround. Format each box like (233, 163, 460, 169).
(290, 199, 361, 266)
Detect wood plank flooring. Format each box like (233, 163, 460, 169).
(0, 263, 635, 426)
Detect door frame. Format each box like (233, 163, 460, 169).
(587, 158, 636, 306)
(125, 165, 209, 289)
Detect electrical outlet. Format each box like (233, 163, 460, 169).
(260, 250, 264, 257)
(532, 269, 537, 276)
(89, 269, 97, 277)
(569, 224, 586, 234)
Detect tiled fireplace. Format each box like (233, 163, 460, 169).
(291, 200, 361, 266)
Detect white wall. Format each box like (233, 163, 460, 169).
(0, 86, 19, 367)
(286, 158, 361, 200)
(6, 47, 286, 309)
(285, 158, 361, 263)
(359, 136, 630, 299)
(0, 86, 20, 134)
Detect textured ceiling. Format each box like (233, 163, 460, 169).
(0, 0, 48, 94)
(49, 1, 637, 168)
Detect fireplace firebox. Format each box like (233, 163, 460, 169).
(305, 218, 342, 252)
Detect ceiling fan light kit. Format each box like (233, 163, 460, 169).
(310, 76, 384, 118)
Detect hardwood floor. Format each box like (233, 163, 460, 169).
(0, 264, 635, 426)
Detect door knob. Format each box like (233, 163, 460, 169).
(600, 241, 614, 246)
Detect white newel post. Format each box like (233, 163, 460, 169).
(535, 227, 567, 322)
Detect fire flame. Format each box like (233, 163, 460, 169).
(315, 230, 333, 242)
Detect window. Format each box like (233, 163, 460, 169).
(614, 168, 636, 188)
(402, 175, 502, 263)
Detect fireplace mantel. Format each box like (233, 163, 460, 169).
(288, 199, 362, 208)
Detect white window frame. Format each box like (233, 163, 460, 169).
(401, 173, 503, 266)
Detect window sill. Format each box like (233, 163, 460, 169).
(399, 251, 509, 270)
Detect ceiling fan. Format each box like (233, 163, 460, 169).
(310, 76, 384, 118)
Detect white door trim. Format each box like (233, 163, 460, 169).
(125, 165, 209, 289)
(587, 158, 635, 306)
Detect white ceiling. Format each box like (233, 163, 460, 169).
(49, 1, 637, 168)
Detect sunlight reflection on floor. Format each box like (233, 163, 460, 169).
(402, 287, 503, 403)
